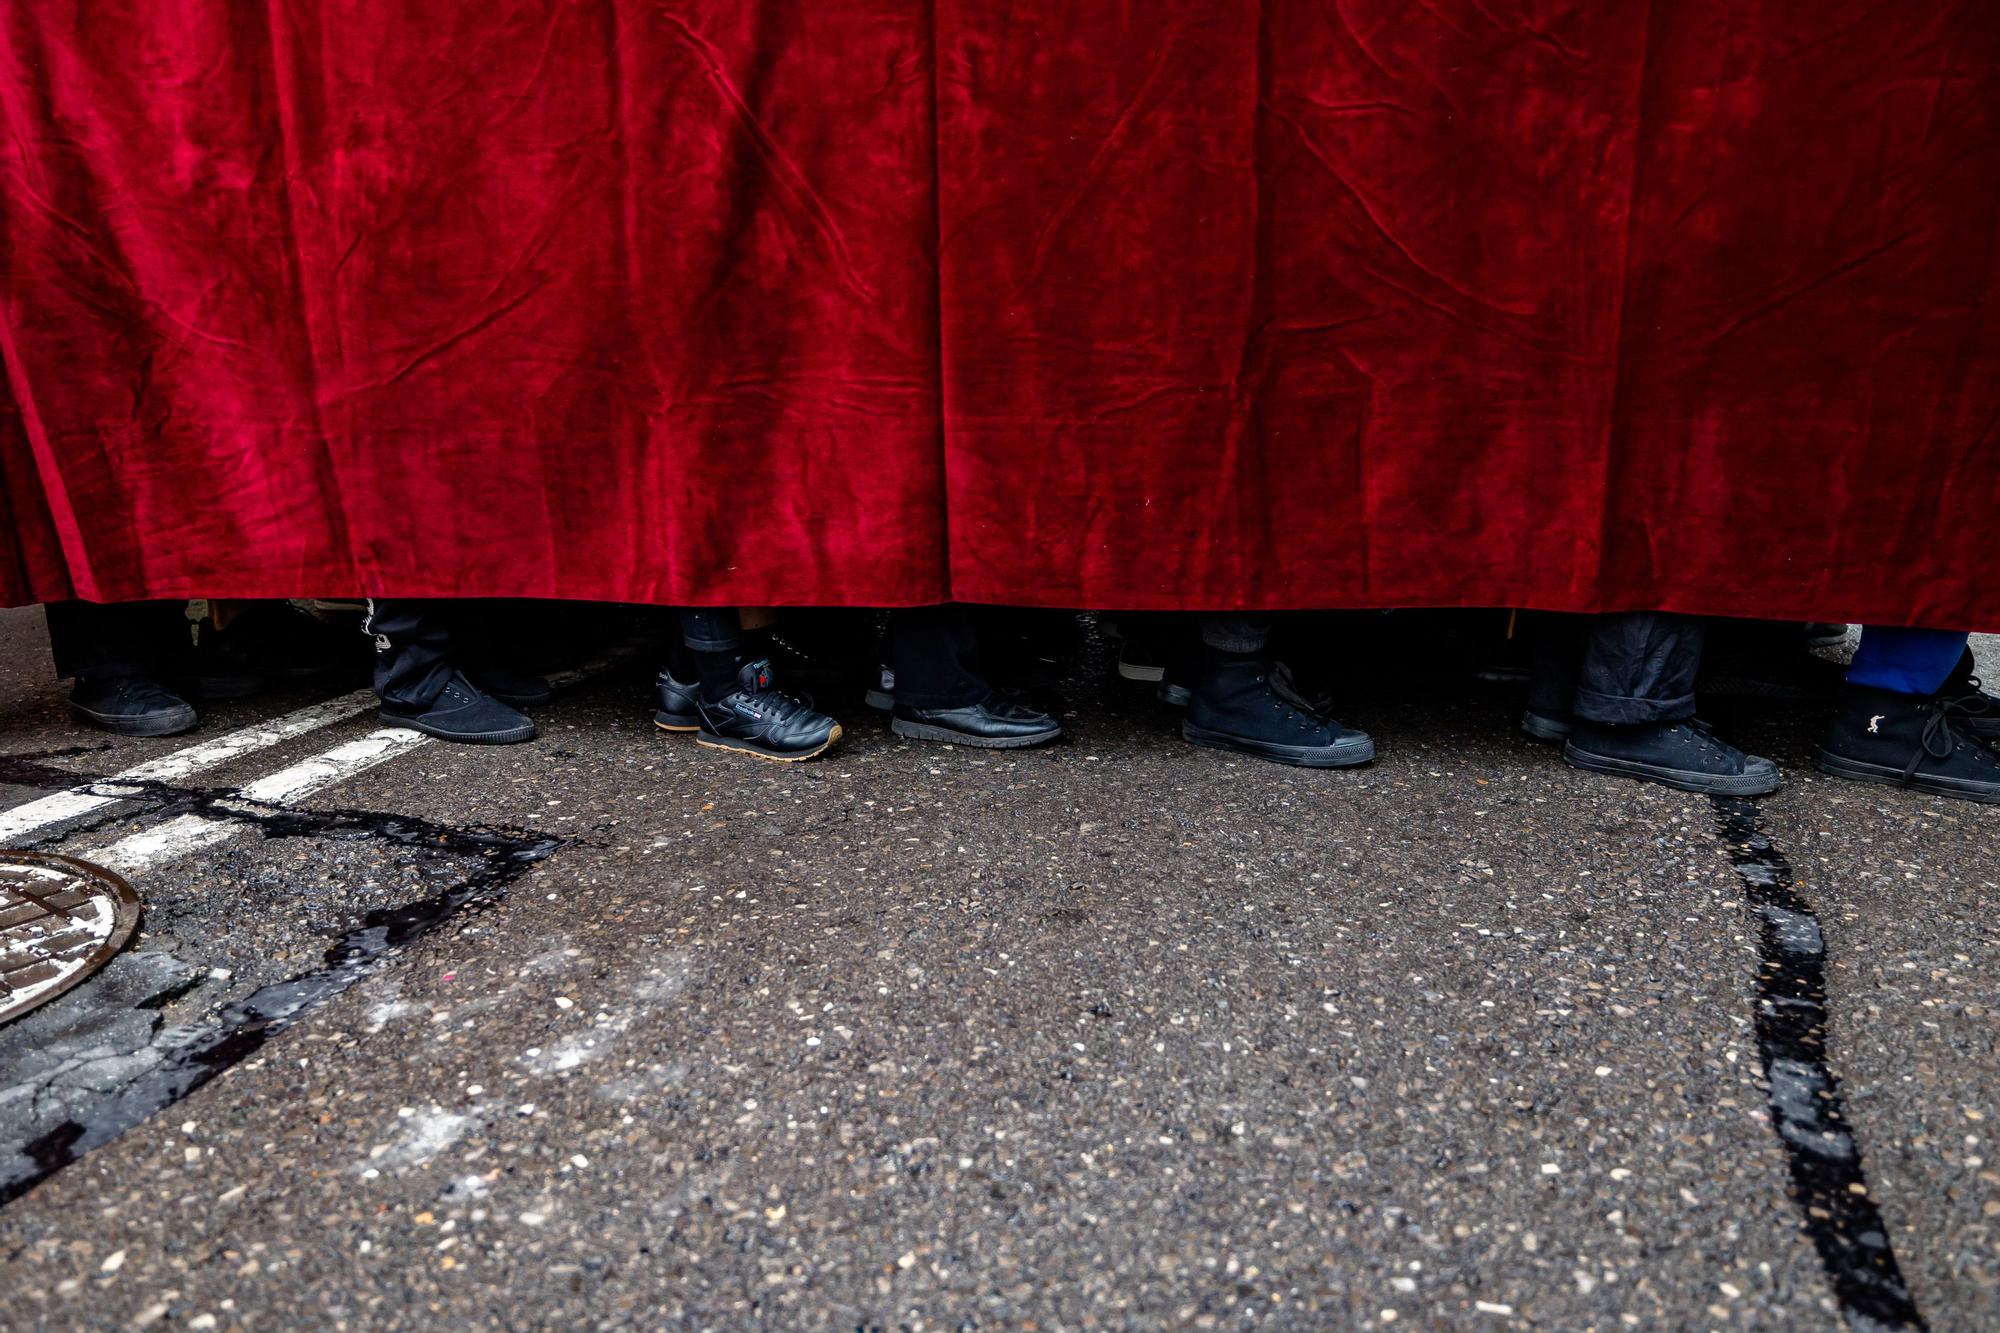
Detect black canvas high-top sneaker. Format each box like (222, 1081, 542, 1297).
(1817, 682, 2000, 803)
(1564, 718, 1780, 795)
(1939, 649, 2000, 743)
(1182, 654, 1373, 768)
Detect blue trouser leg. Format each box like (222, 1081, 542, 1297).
(1847, 627, 1969, 697)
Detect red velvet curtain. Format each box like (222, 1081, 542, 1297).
(4, 3, 1997, 625)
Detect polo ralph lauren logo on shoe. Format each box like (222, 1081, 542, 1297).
(1868, 714, 1883, 733)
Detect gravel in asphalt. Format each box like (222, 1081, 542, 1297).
(0, 606, 1994, 1330)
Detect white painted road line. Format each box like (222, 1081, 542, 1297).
(92, 728, 434, 876)
(0, 692, 376, 846)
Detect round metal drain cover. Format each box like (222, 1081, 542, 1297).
(0, 853, 141, 1025)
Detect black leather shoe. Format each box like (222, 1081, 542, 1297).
(70, 676, 199, 737)
(1941, 649, 2000, 743)
(467, 665, 554, 708)
(1816, 683, 2000, 803)
(1182, 657, 1373, 768)
(379, 672, 537, 744)
(1564, 718, 1779, 795)
(654, 670, 700, 732)
(892, 693, 1062, 748)
(695, 659, 841, 762)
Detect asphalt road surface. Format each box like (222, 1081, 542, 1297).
(0, 606, 1994, 1331)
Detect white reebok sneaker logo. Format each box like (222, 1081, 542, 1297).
(1868, 714, 1883, 734)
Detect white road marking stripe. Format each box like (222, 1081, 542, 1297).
(92, 729, 434, 875)
(0, 692, 375, 846)
(7, 640, 641, 870)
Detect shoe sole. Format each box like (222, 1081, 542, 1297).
(1562, 743, 1781, 796)
(379, 713, 538, 745)
(1814, 750, 2000, 804)
(695, 722, 842, 763)
(71, 703, 199, 738)
(653, 712, 700, 734)
(1117, 662, 1166, 683)
(1156, 683, 1191, 709)
(1520, 711, 1571, 742)
(863, 688, 895, 712)
(1182, 722, 1375, 768)
(890, 718, 1062, 749)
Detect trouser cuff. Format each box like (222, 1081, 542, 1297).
(1573, 687, 1695, 725)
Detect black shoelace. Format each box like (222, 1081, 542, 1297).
(1953, 672, 1993, 717)
(1266, 662, 1331, 720)
(1909, 699, 1972, 784)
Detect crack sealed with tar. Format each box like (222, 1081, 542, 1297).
(0, 752, 562, 1207)
(1711, 795, 1926, 1331)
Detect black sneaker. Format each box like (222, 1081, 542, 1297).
(467, 665, 554, 709)
(1155, 632, 1212, 710)
(1803, 622, 1851, 648)
(1564, 718, 1780, 795)
(695, 659, 841, 762)
(654, 670, 701, 732)
(892, 693, 1062, 748)
(864, 663, 896, 712)
(1520, 708, 1572, 742)
(379, 672, 537, 745)
(1115, 625, 1168, 683)
(1182, 657, 1373, 768)
(1941, 649, 2000, 743)
(1816, 683, 2000, 803)
(70, 676, 199, 737)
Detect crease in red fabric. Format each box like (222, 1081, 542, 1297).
(2, 2, 1995, 626)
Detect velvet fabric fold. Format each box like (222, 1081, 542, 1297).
(3, 3, 1996, 624)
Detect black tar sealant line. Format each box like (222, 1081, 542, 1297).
(0, 752, 560, 1208)
(1711, 795, 1926, 1331)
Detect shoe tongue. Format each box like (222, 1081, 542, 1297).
(736, 657, 774, 694)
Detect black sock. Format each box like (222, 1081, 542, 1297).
(667, 639, 696, 684)
(692, 647, 740, 703)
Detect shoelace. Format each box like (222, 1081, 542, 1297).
(1953, 672, 1994, 717)
(1909, 701, 1965, 784)
(1267, 662, 1332, 719)
(738, 684, 816, 722)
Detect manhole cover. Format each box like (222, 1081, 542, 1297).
(0, 853, 141, 1025)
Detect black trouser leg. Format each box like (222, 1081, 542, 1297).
(1199, 616, 1272, 657)
(1574, 612, 1703, 725)
(682, 608, 750, 702)
(45, 600, 185, 681)
(890, 605, 988, 710)
(1525, 612, 1588, 719)
(364, 598, 455, 709)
